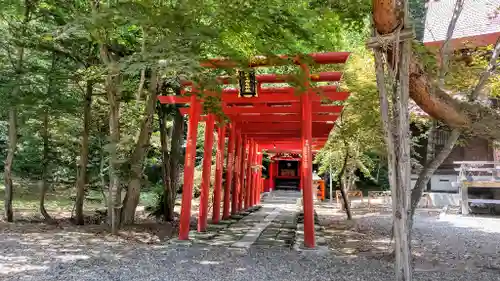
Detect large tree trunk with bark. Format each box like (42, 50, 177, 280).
(121, 69, 158, 225)
(371, 1, 413, 279)
(157, 103, 175, 221)
(372, 0, 500, 141)
(167, 108, 184, 220)
(75, 82, 93, 225)
(39, 109, 53, 222)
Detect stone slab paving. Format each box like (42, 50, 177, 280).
(251, 191, 301, 249)
(183, 206, 263, 246)
(185, 191, 302, 249)
(231, 207, 282, 248)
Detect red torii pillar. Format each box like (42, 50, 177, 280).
(269, 161, 275, 191)
(301, 63, 316, 248)
(212, 123, 226, 224)
(232, 131, 243, 214)
(198, 114, 215, 232)
(223, 123, 236, 219)
(256, 153, 263, 204)
(251, 144, 260, 206)
(238, 135, 247, 211)
(246, 139, 255, 208)
(244, 139, 252, 209)
(179, 95, 201, 240)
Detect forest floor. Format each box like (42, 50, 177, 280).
(0, 179, 203, 243)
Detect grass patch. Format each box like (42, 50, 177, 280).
(0, 177, 159, 216)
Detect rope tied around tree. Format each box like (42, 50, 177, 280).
(366, 26, 414, 51)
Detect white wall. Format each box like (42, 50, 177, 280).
(430, 174, 458, 192)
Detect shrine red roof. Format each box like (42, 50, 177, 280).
(423, 0, 500, 48)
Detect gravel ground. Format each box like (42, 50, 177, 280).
(318, 205, 500, 275)
(2, 197, 500, 280)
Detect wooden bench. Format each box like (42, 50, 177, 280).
(366, 191, 432, 208)
(368, 191, 390, 208)
(454, 161, 500, 215)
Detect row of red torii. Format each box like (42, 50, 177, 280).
(159, 51, 350, 248)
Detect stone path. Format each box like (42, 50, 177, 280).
(252, 191, 300, 249)
(188, 190, 301, 249)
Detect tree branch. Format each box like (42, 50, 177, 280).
(469, 37, 500, 101)
(438, 0, 464, 87)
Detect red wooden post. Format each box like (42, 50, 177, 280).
(244, 139, 253, 209)
(223, 123, 236, 219)
(301, 63, 316, 248)
(260, 177, 264, 202)
(238, 135, 247, 211)
(198, 114, 215, 232)
(246, 140, 255, 207)
(232, 130, 242, 214)
(255, 152, 259, 205)
(212, 123, 226, 224)
(259, 153, 263, 202)
(251, 145, 260, 206)
(179, 95, 201, 240)
(250, 144, 256, 207)
(269, 161, 274, 191)
(255, 151, 262, 205)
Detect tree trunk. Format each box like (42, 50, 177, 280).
(39, 109, 53, 222)
(120, 69, 158, 225)
(372, 0, 500, 141)
(39, 53, 58, 223)
(4, 108, 17, 222)
(167, 108, 185, 220)
(99, 138, 108, 204)
(157, 102, 173, 221)
(372, 1, 413, 277)
(100, 44, 122, 234)
(75, 81, 93, 225)
(108, 80, 120, 233)
(338, 153, 352, 220)
(3, 1, 31, 222)
(136, 27, 147, 101)
(409, 129, 460, 227)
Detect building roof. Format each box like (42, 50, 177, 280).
(423, 0, 500, 48)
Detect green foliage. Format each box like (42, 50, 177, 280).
(315, 33, 384, 186)
(446, 44, 500, 97)
(0, 0, 371, 217)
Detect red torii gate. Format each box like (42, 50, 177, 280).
(159, 52, 349, 248)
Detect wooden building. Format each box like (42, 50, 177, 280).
(411, 0, 500, 192)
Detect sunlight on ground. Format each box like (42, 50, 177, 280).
(0, 261, 49, 275)
(439, 215, 500, 233)
(197, 260, 222, 265)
